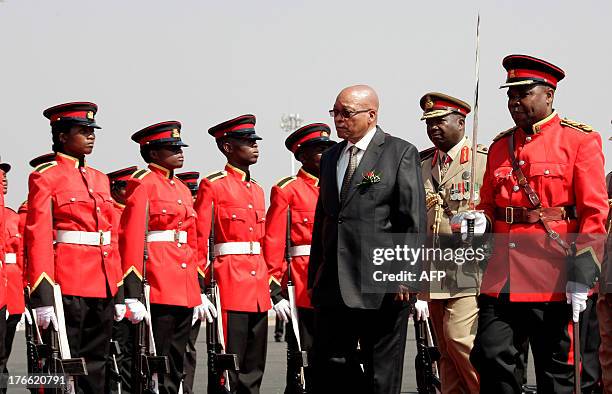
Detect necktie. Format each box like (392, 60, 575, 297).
(340, 146, 358, 202)
(440, 153, 452, 179)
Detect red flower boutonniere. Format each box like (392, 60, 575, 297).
(358, 171, 382, 187)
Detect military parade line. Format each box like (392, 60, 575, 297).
(0, 52, 608, 394)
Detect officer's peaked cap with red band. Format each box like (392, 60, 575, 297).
(176, 171, 200, 193)
(208, 114, 262, 140)
(131, 121, 188, 147)
(29, 153, 56, 168)
(285, 123, 336, 157)
(420, 93, 471, 120)
(107, 166, 138, 182)
(500, 54, 565, 89)
(0, 162, 11, 174)
(43, 102, 101, 129)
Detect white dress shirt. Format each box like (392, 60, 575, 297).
(337, 126, 378, 193)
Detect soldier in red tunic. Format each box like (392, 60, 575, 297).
(25, 102, 124, 392)
(120, 121, 214, 393)
(264, 123, 335, 393)
(105, 166, 137, 394)
(175, 171, 201, 394)
(194, 114, 269, 394)
(0, 162, 17, 378)
(469, 55, 607, 394)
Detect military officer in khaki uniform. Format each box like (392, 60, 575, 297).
(419, 92, 487, 394)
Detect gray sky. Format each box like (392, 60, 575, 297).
(1, 0, 610, 208)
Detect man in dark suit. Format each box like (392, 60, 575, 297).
(308, 85, 427, 394)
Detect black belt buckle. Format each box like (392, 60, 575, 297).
(505, 207, 514, 224)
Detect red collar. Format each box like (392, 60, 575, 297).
(148, 163, 173, 179)
(225, 163, 249, 182)
(297, 168, 319, 187)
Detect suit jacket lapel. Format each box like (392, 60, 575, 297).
(328, 140, 346, 214)
(341, 127, 385, 208)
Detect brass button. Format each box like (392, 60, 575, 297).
(303, 218, 308, 222)
(509, 242, 516, 249)
(89, 188, 94, 193)
(518, 160, 525, 166)
(181, 263, 187, 269)
(249, 227, 253, 232)
(177, 199, 182, 205)
(70, 197, 76, 202)
(544, 170, 550, 175)
(177, 243, 182, 248)
(96, 207, 101, 212)
(103, 251, 108, 257)
(170, 180, 175, 185)
(512, 185, 519, 192)
(232, 214, 236, 219)
(525, 136, 532, 142)
(248, 204, 253, 209)
(246, 183, 251, 188)
(162, 209, 167, 214)
(250, 270, 256, 276)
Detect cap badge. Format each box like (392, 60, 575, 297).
(171, 129, 180, 138)
(320, 131, 329, 137)
(87, 111, 94, 120)
(424, 97, 434, 110)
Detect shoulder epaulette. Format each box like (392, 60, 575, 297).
(560, 118, 594, 133)
(476, 144, 489, 154)
(276, 176, 297, 189)
(131, 169, 150, 180)
(419, 147, 436, 162)
(205, 170, 227, 182)
(493, 126, 517, 142)
(34, 161, 57, 174)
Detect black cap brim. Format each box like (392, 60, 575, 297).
(0, 163, 11, 173)
(294, 138, 335, 157)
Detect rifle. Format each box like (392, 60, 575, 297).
(134, 202, 170, 394)
(413, 311, 441, 394)
(48, 284, 88, 394)
(206, 203, 239, 394)
(24, 287, 47, 394)
(285, 208, 308, 393)
(109, 340, 122, 394)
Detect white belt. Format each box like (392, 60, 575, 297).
(289, 245, 311, 257)
(214, 242, 260, 256)
(4, 253, 16, 264)
(147, 230, 188, 243)
(56, 230, 111, 246)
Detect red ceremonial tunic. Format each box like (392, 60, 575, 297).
(120, 163, 201, 308)
(264, 168, 319, 309)
(478, 112, 607, 302)
(4, 207, 24, 314)
(25, 152, 122, 307)
(195, 163, 271, 312)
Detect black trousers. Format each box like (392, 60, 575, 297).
(0, 306, 7, 392)
(580, 294, 602, 394)
(284, 307, 314, 394)
(106, 318, 135, 394)
(150, 304, 192, 394)
(226, 311, 268, 394)
(61, 295, 114, 394)
(182, 319, 200, 394)
(1, 313, 21, 373)
(471, 295, 576, 394)
(311, 295, 410, 394)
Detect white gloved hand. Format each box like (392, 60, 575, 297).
(114, 304, 127, 322)
(566, 281, 589, 323)
(125, 298, 147, 324)
(33, 306, 58, 330)
(450, 211, 487, 237)
(193, 294, 217, 325)
(411, 300, 430, 321)
(273, 299, 291, 323)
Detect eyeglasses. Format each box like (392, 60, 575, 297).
(328, 108, 372, 119)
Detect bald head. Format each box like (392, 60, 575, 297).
(332, 85, 379, 143)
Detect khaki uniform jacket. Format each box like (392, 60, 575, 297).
(421, 139, 488, 299)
